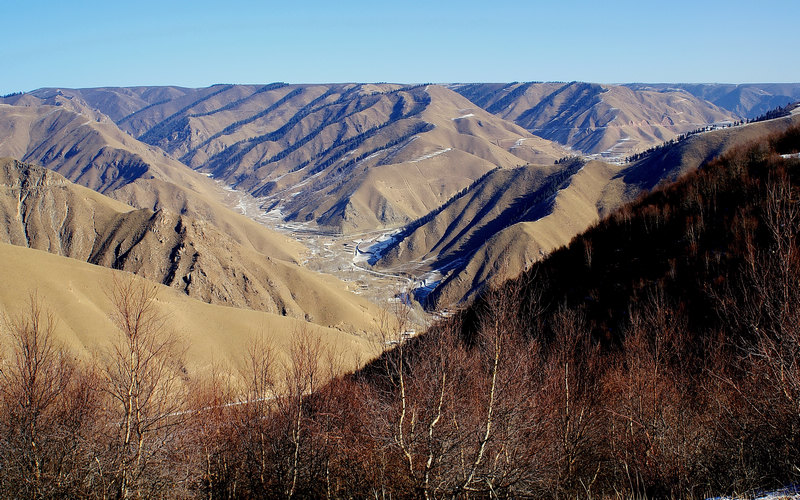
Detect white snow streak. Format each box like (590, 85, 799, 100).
(408, 148, 452, 163)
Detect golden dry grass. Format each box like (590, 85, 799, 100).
(0, 243, 379, 383)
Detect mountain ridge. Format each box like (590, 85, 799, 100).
(0, 157, 383, 333)
(451, 82, 739, 157)
(10, 84, 570, 232)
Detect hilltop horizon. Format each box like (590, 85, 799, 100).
(3, 0, 798, 95)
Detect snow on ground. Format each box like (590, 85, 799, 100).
(585, 137, 634, 164)
(215, 178, 430, 322)
(409, 148, 452, 163)
(412, 270, 443, 303)
(353, 231, 401, 265)
(708, 485, 800, 499)
(452, 113, 475, 120)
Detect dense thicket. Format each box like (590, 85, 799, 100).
(1, 124, 799, 498)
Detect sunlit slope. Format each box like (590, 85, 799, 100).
(623, 83, 800, 119)
(0, 159, 384, 333)
(0, 102, 304, 262)
(0, 243, 376, 380)
(622, 112, 800, 190)
(426, 160, 623, 308)
(383, 114, 800, 308)
(427, 113, 800, 309)
(375, 159, 624, 308)
(452, 82, 737, 156)
(377, 163, 568, 269)
(26, 84, 570, 232)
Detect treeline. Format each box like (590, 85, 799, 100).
(750, 101, 798, 123)
(554, 154, 581, 164)
(137, 84, 236, 145)
(2, 126, 800, 498)
(624, 123, 740, 163)
(626, 102, 798, 164)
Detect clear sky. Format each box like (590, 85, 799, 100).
(2, 0, 798, 94)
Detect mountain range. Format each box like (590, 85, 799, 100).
(2, 81, 799, 317)
(1, 80, 799, 497)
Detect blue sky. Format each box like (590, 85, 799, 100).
(2, 0, 798, 94)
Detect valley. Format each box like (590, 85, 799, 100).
(1, 82, 799, 498)
(218, 183, 414, 304)
(4, 83, 799, 318)
(3, 0, 800, 494)
(216, 107, 800, 313)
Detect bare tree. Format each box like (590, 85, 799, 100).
(745, 175, 800, 477)
(279, 326, 325, 499)
(541, 306, 602, 496)
(183, 362, 240, 499)
(0, 293, 100, 498)
(97, 276, 187, 499)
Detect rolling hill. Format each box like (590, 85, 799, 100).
(19, 84, 570, 232)
(0, 242, 376, 381)
(4, 83, 796, 313)
(374, 158, 626, 308)
(621, 109, 800, 191)
(0, 158, 384, 333)
(623, 82, 800, 119)
(376, 111, 800, 309)
(0, 101, 305, 262)
(450, 82, 738, 157)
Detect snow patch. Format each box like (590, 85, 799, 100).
(708, 484, 800, 499)
(353, 231, 401, 266)
(452, 113, 475, 120)
(409, 148, 452, 163)
(511, 138, 527, 150)
(412, 270, 443, 303)
(363, 151, 382, 162)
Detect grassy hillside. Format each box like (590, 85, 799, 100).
(0, 242, 376, 378)
(427, 158, 625, 308)
(18, 84, 570, 232)
(131, 117, 800, 498)
(0, 158, 384, 332)
(624, 82, 800, 118)
(452, 82, 738, 156)
(622, 111, 800, 191)
(379, 113, 800, 309)
(0, 103, 305, 261)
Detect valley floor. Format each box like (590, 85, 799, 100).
(218, 182, 438, 325)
